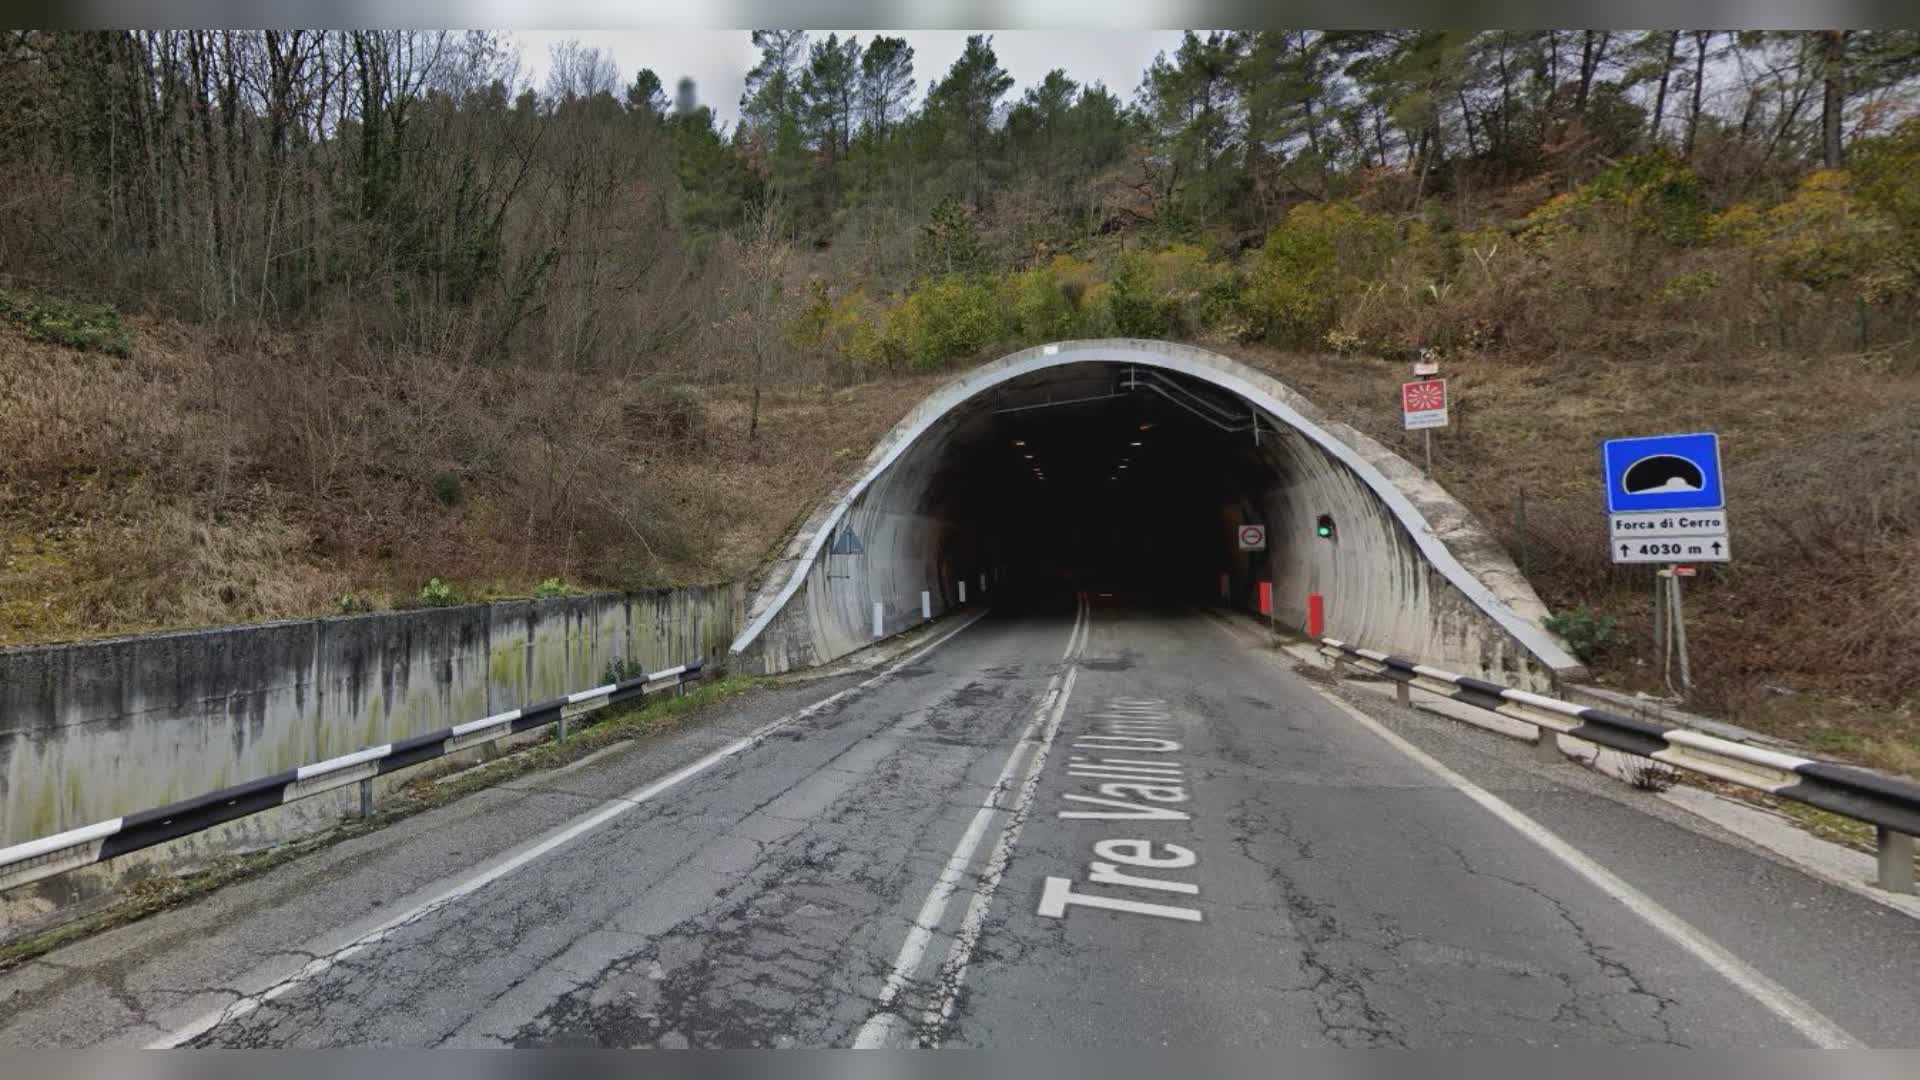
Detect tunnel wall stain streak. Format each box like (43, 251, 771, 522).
(0, 585, 741, 929)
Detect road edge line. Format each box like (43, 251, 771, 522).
(1304, 683, 1862, 1049)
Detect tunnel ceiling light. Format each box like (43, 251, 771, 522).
(1130, 440, 1143, 446)
(1024, 453, 1034, 459)
(1011, 439, 1026, 447)
(1138, 422, 1155, 431)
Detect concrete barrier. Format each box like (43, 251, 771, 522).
(0, 584, 741, 925)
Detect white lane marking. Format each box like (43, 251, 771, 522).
(1062, 596, 1089, 661)
(853, 596, 1088, 1048)
(149, 610, 991, 1050)
(917, 664, 1078, 1045)
(1304, 685, 1862, 1049)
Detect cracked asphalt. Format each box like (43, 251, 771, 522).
(3, 598, 1918, 1047)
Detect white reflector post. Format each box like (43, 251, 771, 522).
(873, 601, 884, 639)
(921, 590, 932, 620)
(959, 580, 967, 604)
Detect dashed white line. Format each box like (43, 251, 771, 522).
(852, 595, 1088, 1048)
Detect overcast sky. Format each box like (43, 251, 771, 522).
(511, 30, 1185, 129)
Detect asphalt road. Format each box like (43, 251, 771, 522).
(3, 596, 1918, 1047)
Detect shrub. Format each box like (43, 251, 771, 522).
(1850, 118, 1920, 236)
(1106, 252, 1171, 338)
(1144, 243, 1239, 337)
(916, 198, 990, 277)
(888, 276, 1005, 369)
(1579, 151, 1713, 245)
(417, 577, 463, 607)
(1623, 758, 1682, 793)
(1711, 170, 1905, 296)
(1005, 266, 1084, 342)
(0, 288, 135, 356)
(1241, 201, 1398, 346)
(534, 577, 569, 599)
(335, 592, 372, 614)
(431, 472, 464, 507)
(1522, 153, 1711, 248)
(1655, 269, 1722, 305)
(1543, 606, 1624, 664)
(788, 287, 897, 373)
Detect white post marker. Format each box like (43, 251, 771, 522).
(959, 580, 967, 604)
(873, 601, 884, 639)
(921, 590, 932, 620)
(980, 572, 988, 593)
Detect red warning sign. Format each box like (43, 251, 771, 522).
(1401, 379, 1449, 430)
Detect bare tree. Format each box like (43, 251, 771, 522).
(545, 39, 618, 103)
(735, 194, 791, 443)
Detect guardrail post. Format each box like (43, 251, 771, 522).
(1394, 681, 1411, 707)
(558, 711, 568, 744)
(1534, 728, 1563, 764)
(1878, 827, 1916, 894)
(358, 777, 374, 818)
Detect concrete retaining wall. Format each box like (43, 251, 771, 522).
(0, 584, 740, 925)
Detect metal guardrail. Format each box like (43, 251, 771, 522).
(0, 659, 705, 894)
(1318, 639, 1920, 895)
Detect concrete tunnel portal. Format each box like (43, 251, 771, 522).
(732, 340, 1582, 690)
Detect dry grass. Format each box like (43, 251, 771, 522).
(0, 316, 939, 647)
(1226, 339, 1920, 775)
(6, 300, 1918, 781)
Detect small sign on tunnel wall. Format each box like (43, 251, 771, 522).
(1237, 524, 1267, 551)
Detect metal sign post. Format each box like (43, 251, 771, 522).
(1604, 432, 1728, 700)
(1238, 524, 1271, 644)
(1660, 568, 1693, 696)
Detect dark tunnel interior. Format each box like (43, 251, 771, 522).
(918, 363, 1290, 612)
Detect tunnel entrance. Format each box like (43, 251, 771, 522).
(944, 363, 1276, 610)
(734, 340, 1578, 688)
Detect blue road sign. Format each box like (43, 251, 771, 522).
(1602, 432, 1724, 514)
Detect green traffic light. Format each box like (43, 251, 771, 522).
(1316, 525, 1332, 537)
(1315, 514, 1335, 539)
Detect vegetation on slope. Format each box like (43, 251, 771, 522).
(1, 29, 1918, 769)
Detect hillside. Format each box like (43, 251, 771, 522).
(0, 311, 943, 643)
(2, 29, 1918, 775)
(6, 301, 1916, 777)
